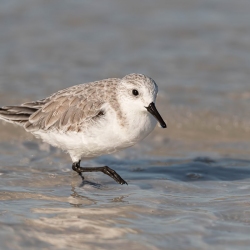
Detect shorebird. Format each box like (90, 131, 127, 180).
(0, 73, 166, 185)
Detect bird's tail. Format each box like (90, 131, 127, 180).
(0, 105, 38, 126)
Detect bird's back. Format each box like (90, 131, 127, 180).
(0, 78, 120, 133)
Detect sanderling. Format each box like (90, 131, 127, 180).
(0, 73, 166, 185)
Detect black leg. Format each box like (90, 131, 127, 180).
(72, 160, 84, 180)
(72, 160, 127, 185)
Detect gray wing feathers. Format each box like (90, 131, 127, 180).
(0, 78, 119, 132)
(0, 93, 104, 132)
(25, 92, 105, 132)
(0, 106, 38, 125)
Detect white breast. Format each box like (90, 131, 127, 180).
(33, 108, 157, 162)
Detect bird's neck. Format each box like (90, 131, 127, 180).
(117, 101, 157, 142)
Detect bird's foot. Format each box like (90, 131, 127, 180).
(71, 161, 127, 185)
(101, 166, 128, 185)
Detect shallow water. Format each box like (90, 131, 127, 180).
(1, 0, 250, 249)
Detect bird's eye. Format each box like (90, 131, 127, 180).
(132, 89, 139, 96)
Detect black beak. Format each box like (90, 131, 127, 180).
(145, 102, 167, 128)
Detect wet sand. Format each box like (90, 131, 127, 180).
(1, 0, 250, 249)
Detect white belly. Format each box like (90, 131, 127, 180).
(33, 111, 157, 162)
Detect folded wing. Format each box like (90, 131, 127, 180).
(25, 92, 104, 132)
(0, 84, 107, 133)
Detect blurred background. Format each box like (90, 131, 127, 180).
(1, 1, 250, 249)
